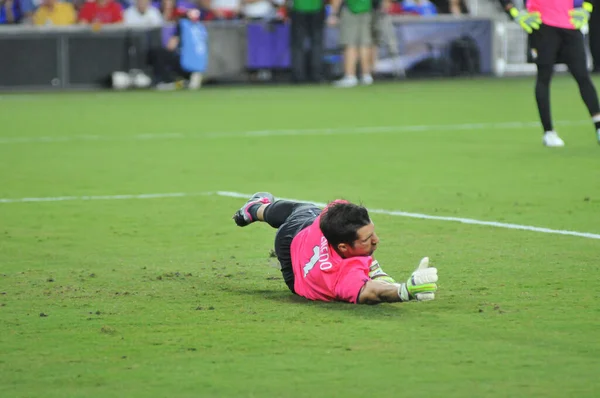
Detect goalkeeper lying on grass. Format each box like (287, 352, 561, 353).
(232, 193, 438, 304)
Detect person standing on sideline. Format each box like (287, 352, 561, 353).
(499, 0, 600, 146)
(289, 0, 325, 83)
(328, 0, 374, 87)
(369, 0, 400, 77)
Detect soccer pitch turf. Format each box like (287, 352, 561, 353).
(1, 76, 599, 397)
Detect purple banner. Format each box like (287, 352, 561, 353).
(246, 22, 291, 69)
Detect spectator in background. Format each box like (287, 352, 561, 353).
(241, 0, 282, 19)
(124, 0, 162, 25)
(71, 0, 87, 12)
(20, 0, 40, 24)
(370, 0, 399, 76)
(431, 0, 467, 15)
(200, 0, 240, 19)
(329, 0, 374, 87)
(32, 0, 76, 25)
(157, 0, 177, 21)
(148, 9, 204, 89)
(289, 0, 325, 83)
(154, 0, 198, 21)
(402, 0, 437, 16)
(0, 0, 21, 23)
(78, 0, 123, 24)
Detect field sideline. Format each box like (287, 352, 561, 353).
(1, 76, 599, 398)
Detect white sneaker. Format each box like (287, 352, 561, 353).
(543, 131, 565, 147)
(333, 75, 358, 88)
(361, 74, 373, 85)
(188, 72, 203, 90)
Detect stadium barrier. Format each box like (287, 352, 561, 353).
(0, 15, 493, 91)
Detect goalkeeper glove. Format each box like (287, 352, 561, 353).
(397, 257, 438, 302)
(508, 7, 541, 34)
(570, 2, 593, 30)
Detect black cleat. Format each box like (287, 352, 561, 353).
(232, 192, 274, 227)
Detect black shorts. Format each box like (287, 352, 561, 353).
(274, 204, 321, 293)
(528, 24, 587, 66)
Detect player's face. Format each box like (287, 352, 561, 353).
(340, 222, 379, 257)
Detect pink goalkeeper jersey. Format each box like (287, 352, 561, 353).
(290, 211, 372, 304)
(527, 0, 577, 29)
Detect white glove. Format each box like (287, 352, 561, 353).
(397, 257, 438, 302)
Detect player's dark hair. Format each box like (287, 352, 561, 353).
(320, 202, 371, 248)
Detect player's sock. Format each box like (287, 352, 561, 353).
(246, 203, 262, 221)
(592, 114, 600, 130)
(233, 192, 274, 227)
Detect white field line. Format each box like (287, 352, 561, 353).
(0, 120, 590, 144)
(1, 190, 598, 240)
(0, 192, 209, 204)
(216, 191, 600, 241)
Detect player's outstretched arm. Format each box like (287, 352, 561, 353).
(358, 257, 438, 305)
(358, 280, 404, 304)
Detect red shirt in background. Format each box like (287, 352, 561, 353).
(79, 0, 123, 24)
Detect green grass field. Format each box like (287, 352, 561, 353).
(1, 76, 600, 398)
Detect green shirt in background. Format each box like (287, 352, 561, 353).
(346, 0, 372, 13)
(292, 0, 323, 12)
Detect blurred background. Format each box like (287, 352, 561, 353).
(2, 0, 599, 91)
